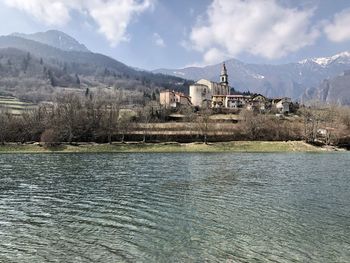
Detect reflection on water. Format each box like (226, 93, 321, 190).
(0, 153, 349, 262)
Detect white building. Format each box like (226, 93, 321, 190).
(274, 98, 291, 114)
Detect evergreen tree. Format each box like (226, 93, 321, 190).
(85, 88, 90, 97)
(152, 91, 157, 101)
(63, 63, 68, 74)
(75, 73, 80, 85)
(47, 70, 56, 87)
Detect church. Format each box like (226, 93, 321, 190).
(189, 62, 230, 107)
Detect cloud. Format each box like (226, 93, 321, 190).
(153, 33, 165, 47)
(4, 0, 154, 46)
(324, 9, 350, 43)
(203, 48, 227, 64)
(4, 0, 71, 26)
(188, 0, 319, 64)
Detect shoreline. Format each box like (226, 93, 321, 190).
(0, 141, 345, 153)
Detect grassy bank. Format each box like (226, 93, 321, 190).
(0, 141, 340, 153)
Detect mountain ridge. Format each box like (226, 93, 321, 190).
(0, 31, 191, 102)
(11, 30, 90, 53)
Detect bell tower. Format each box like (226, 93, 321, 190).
(220, 62, 229, 95)
(220, 62, 228, 86)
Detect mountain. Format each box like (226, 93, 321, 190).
(11, 30, 90, 53)
(299, 51, 350, 67)
(0, 35, 141, 77)
(154, 52, 350, 102)
(0, 31, 190, 101)
(303, 70, 350, 105)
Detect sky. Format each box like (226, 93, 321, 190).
(0, 0, 350, 70)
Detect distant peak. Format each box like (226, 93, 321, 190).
(10, 30, 90, 53)
(299, 51, 350, 67)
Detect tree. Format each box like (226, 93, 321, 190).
(152, 91, 157, 101)
(75, 73, 81, 86)
(47, 69, 57, 86)
(239, 109, 266, 140)
(40, 129, 60, 147)
(138, 102, 156, 143)
(85, 87, 90, 98)
(22, 53, 31, 73)
(100, 91, 122, 144)
(118, 114, 131, 143)
(196, 108, 212, 144)
(0, 114, 8, 144)
(298, 105, 337, 144)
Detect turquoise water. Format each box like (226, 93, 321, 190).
(0, 153, 349, 262)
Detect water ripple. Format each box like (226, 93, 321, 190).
(0, 153, 349, 262)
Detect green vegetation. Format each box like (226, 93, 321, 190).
(0, 141, 333, 153)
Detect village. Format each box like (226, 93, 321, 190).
(159, 63, 297, 115)
(1, 62, 349, 148)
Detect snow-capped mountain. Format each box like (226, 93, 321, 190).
(299, 52, 350, 67)
(11, 30, 90, 53)
(154, 52, 350, 103)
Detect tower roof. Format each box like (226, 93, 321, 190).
(221, 62, 227, 75)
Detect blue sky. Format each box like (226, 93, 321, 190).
(0, 0, 350, 70)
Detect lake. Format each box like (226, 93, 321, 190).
(0, 153, 349, 262)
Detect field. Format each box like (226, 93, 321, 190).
(0, 96, 37, 115)
(0, 141, 338, 153)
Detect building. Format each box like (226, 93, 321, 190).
(163, 63, 294, 114)
(159, 90, 192, 108)
(189, 83, 212, 107)
(272, 98, 292, 114)
(212, 94, 251, 109)
(227, 95, 252, 109)
(249, 94, 269, 112)
(190, 63, 230, 107)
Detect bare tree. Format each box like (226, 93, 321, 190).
(0, 114, 8, 144)
(196, 108, 212, 144)
(103, 91, 122, 144)
(137, 101, 158, 143)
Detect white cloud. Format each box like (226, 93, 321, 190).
(4, 0, 71, 26)
(153, 33, 165, 47)
(324, 9, 350, 43)
(4, 0, 154, 46)
(203, 48, 227, 64)
(188, 0, 319, 63)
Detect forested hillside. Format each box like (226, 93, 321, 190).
(0, 32, 191, 102)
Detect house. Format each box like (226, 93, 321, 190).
(159, 90, 192, 108)
(250, 94, 269, 112)
(225, 95, 251, 109)
(272, 98, 292, 114)
(212, 95, 226, 108)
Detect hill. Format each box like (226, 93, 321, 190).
(11, 30, 90, 53)
(0, 31, 190, 102)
